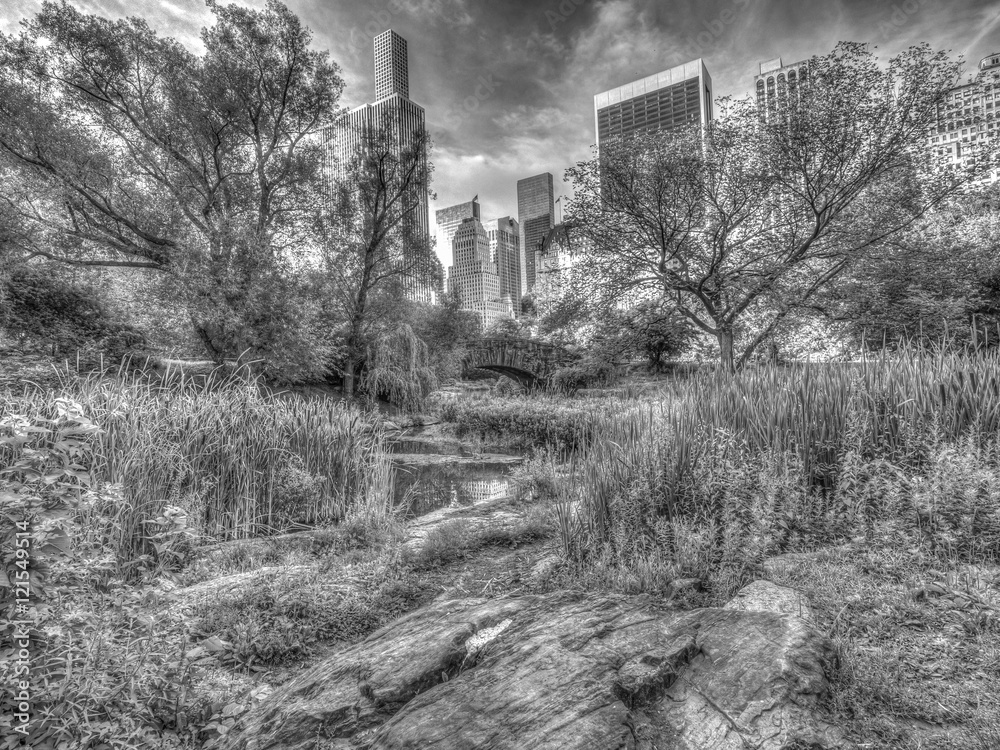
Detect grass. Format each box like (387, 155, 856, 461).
(1, 366, 394, 567)
(767, 544, 1000, 749)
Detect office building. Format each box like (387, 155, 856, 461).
(593, 59, 713, 145)
(436, 196, 481, 265)
(321, 30, 436, 303)
(447, 217, 514, 329)
(375, 30, 409, 101)
(754, 57, 808, 113)
(487, 217, 522, 315)
(927, 53, 1000, 184)
(517, 173, 555, 293)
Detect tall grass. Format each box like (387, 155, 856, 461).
(1, 367, 393, 563)
(559, 349, 1000, 587)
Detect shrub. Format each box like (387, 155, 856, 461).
(0, 264, 147, 363)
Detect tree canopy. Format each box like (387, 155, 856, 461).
(0, 0, 343, 376)
(566, 42, 966, 370)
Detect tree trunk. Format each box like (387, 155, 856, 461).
(718, 328, 736, 373)
(343, 357, 356, 400)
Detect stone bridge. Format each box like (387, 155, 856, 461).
(463, 338, 578, 388)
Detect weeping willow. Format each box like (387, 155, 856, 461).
(362, 324, 438, 411)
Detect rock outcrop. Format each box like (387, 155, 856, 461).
(220, 587, 851, 750)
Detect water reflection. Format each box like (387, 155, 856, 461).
(392, 461, 516, 517)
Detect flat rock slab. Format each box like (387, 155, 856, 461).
(221, 591, 850, 750)
(724, 580, 815, 624)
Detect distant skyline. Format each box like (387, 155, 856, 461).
(4, 0, 1000, 270)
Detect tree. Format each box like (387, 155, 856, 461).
(0, 0, 342, 377)
(318, 114, 442, 398)
(567, 43, 965, 371)
(818, 186, 1000, 349)
(593, 301, 694, 372)
(407, 289, 482, 380)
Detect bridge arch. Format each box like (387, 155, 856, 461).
(463, 338, 578, 388)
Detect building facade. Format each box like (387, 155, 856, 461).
(436, 196, 481, 265)
(487, 217, 522, 315)
(927, 53, 1000, 184)
(533, 223, 578, 317)
(321, 30, 436, 303)
(593, 59, 713, 146)
(375, 30, 409, 101)
(447, 217, 514, 329)
(516, 173, 554, 294)
(754, 57, 808, 114)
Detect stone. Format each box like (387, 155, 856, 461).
(527, 554, 563, 585)
(725, 580, 815, 624)
(220, 591, 851, 750)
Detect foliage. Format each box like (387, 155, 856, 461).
(484, 315, 534, 340)
(566, 43, 965, 370)
(551, 356, 617, 395)
(192, 558, 429, 668)
(406, 290, 482, 381)
(0, 400, 226, 748)
(0, 264, 146, 362)
(591, 301, 695, 371)
(318, 111, 442, 398)
(440, 394, 603, 451)
(361, 323, 438, 411)
(555, 350, 1000, 599)
(820, 188, 1000, 350)
(0, 0, 341, 376)
(1, 369, 392, 566)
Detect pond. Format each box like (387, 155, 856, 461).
(389, 429, 526, 518)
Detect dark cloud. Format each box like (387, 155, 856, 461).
(4, 0, 1000, 266)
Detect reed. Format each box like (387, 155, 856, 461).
(1, 367, 392, 565)
(561, 348, 1000, 575)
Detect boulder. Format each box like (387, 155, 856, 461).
(221, 590, 851, 750)
(724, 579, 815, 624)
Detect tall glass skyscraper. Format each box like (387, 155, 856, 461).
(321, 30, 436, 303)
(594, 59, 713, 145)
(516, 173, 554, 294)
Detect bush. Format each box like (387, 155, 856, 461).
(0, 264, 147, 363)
(551, 356, 617, 395)
(441, 395, 599, 451)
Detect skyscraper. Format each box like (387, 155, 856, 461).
(594, 59, 713, 145)
(516, 173, 554, 294)
(436, 196, 481, 265)
(487, 217, 521, 315)
(375, 30, 409, 101)
(321, 30, 435, 303)
(447, 217, 513, 329)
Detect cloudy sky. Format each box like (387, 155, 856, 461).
(3, 0, 1000, 268)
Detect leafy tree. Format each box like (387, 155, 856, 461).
(566, 43, 965, 371)
(407, 289, 482, 380)
(818, 187, 1000, 349)
(0, 0, 342, 378)
(361, 324, 437, 411)
(592, 301, 694, 372)
(318, 114, 442, 397)
(0, 264, 146, 361)
(484, 315, 533, 340)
